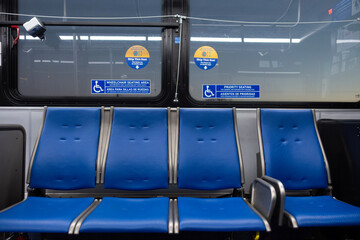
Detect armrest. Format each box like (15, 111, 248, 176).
(250, 178, 276, 221)
(261, 175, 285, 226)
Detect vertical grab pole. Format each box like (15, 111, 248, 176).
(174, 16, 184, 102)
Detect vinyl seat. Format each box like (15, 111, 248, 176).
(78, 108, 170, 233)
(0, 107, 102, 233)
(0, 197, 94, 233)
(177, 108, 272, 232)
(80, 197, 169, 233)
(285, 196, 360, 227)
(178, 197, 265, 232)
(258, 109, 360, 228)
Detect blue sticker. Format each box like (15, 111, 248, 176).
(92, 80, 151, 94)
(202, 85, 260, 99)
(175, 37, 180, 44)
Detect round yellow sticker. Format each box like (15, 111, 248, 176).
(125, 45, 150, 70)
(194, 46, 218, 70)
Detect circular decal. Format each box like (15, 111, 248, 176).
(194, 46, 218, 70)
(125, 45, 150, 70)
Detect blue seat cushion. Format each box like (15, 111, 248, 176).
(80, 197, 169, 233)
(178, 109, 241, 190)
(178, 197, 265, 232)
(260, 109, 328, 190)
(285, 196, 360, 227)
(104, 108, 168, 190)
(0, 197, 94, 233)
(30, 107, 101, 190)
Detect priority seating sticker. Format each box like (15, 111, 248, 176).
(125, 45, 150, 70)
(194, 46, 218, 70)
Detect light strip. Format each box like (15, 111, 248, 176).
(88, 61, 111, 65)
(191, 37, 242, 42)
(59, 35, 77, 40)
(148, 36, 162, 41)
(90, 36, 146, 41)
(244, 38, 290, 43)
(291, 38, 302, 43)
(336, 39, 360, 44)
(25, 35, 38, 40)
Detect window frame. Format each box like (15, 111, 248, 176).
(2, 0, 176, 106)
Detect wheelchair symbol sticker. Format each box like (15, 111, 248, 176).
(203, 85, 216, 98)
(91, 80, 105, 94)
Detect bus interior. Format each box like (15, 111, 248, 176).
(0, 0, 360, 239)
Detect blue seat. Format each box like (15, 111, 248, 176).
(258, 109, 360, 228)
(285, 196, 360, 227)
(79, 197, 169, 233)
(79, 108, 169, 233)
(177, 108, 267, 232)
(0, 197, 94, 233)
(178, 197, 266, 232)
(0, 107, 101, 233)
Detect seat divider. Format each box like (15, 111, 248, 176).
(284, 210, 298, 228)
(167, 108, 173, 184)
(173, 108, 180, 184)
(100, 107, 114, 184)
(26, 106, 47, 185)
(173, 198, 179, 234)
(168, 199, 174, 234)
(232, 107, 245, 185)
(256, 108, 266, 177)
(243, 198, 271, 232)
(312, 109, 332, 186)
(69, 199, 102, 235)
(96, 107, 105, 184)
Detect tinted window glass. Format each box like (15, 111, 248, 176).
(18, 0, 162, 98)
(189, 0, 360, 102)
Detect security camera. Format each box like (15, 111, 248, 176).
(23, 17, 46, 40)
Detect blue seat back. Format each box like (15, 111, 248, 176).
(30, 108, 101, 190)
(104, 108, 168, 190)
(178, 108, 241, 190)
(260, 109, 328, 190)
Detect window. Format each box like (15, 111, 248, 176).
(17, 0, 164, 98)
(189, 0, 360, 102)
